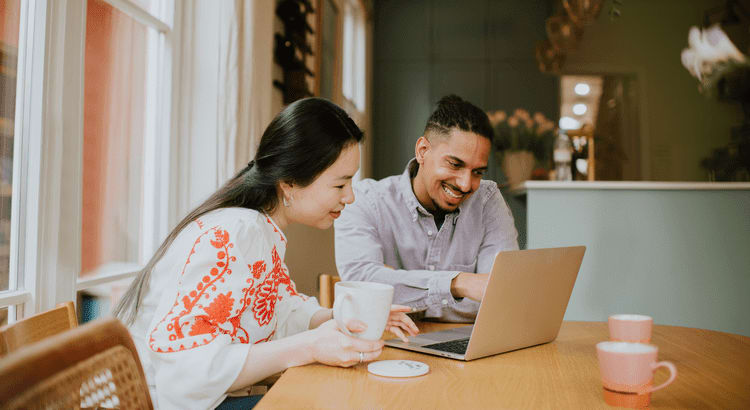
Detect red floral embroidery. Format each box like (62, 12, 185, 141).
(252, 250, 279, 326)
(250, 261, 266, 279)
(187, 316, 215, 336)
(204, 292, 234, 324)
(150, 226, 251, 353)
(254, 330, 275, 344)
(265, 216, 286, 244)
(277, 265, 299, 298)
(251, 245, 301, 326)
(149, 216, 303, 354)
(210, 229, 230, 249)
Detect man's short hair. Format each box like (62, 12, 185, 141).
(423, 95, 493, 141)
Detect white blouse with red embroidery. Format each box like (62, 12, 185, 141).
(128, 207, 321, 409)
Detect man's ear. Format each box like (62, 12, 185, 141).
(415, 136, 431, 165)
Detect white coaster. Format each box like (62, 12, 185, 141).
(367, 360, 429, 378)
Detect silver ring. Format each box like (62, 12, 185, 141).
(358, 351, 364, 363)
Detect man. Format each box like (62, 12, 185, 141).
(334, 95, 519, 322)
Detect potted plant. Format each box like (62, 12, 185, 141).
(488, 109, 557, 185)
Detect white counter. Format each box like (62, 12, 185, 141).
(513, 181, 750, 194)
(521, 181, 750, 336)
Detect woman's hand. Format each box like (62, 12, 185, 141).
(309, 319, 384, 367)
(306, 305, 419, 368)
(387, 305, 420, 343)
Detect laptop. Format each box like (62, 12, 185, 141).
(384, 246, 586, 361)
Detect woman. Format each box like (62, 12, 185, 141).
(114, 98, 419, 409)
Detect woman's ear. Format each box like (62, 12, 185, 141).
(415, 136, 431, 165)
(279, 181, 294, 200)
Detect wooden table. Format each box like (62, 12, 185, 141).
(256, 321, 750, 409)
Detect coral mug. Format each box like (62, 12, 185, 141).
(609, 314, 653, 343)
(596, 341, 677, 408)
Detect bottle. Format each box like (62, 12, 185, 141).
(553, 131, 573, 181)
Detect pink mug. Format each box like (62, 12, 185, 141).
(609, 314, 653, 343)
(596, 341, 677, 408)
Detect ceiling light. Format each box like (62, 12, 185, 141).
(559, 116, 581, 130)
(574, 83, 590, 96)
(573, 103, 588, 115)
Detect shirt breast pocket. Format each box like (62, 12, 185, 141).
(446, 259, 477, 274)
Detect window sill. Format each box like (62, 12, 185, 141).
(76, 262, 143, 292)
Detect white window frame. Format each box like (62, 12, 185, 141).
(0, 0, 177, 321)
(338, 0, 372, 180)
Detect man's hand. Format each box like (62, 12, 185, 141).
(450, 273, 489, 302)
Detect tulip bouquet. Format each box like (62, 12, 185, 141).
(680, 24, 750, 99)
(488, 109, 557, 166)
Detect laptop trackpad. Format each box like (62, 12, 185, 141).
(408, 325, 473, 346)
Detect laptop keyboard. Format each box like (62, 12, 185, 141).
(422, 338, 470, 355)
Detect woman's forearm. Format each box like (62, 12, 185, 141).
(229, 308, 332, 392)
(308, 308, 333, 329)
(228, 329, 316, 392)
(230, 316, 390, 392)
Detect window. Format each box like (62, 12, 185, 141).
(82, 0, 148, 277)
(0, 0, 174, 325)
(77, 0, 173, 321)
(341, 0, 365, 112)
(0, 0, 21, 323)
(0, 0, 296, 325)
(316, 0, 367, 116)
(339, 0, 369, 179)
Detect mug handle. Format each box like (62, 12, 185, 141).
(332, 293, 354, 337)
(648, 361, 677, 392)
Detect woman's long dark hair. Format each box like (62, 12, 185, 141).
(114, 98, 363, 325)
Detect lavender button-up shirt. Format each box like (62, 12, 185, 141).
(334, 160, 519, 322)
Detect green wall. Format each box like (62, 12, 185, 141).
(373, 0, 747, 181)
(564, 0, 746, 181)
(372, 0, 558, 179)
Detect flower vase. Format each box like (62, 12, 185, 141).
(500, 150, 536, 186)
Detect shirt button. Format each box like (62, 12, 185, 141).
(427, 230, 433, 236)
(428, 265, 435, 270)
(441, 299, 448, 305)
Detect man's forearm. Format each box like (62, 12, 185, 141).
(340, 261, 460, 311)
(450, 272, 489, 302)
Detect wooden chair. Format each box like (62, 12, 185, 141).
(0, 301, 78, 356)
(0, 318, 153, 409)
(318, 274, 341, 308)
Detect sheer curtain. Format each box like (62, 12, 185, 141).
(216, 0, 274, 183)
(176, 0, 274, 218)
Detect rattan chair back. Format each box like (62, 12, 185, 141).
(0, 301, 78, 356)
(0, 318, 153, 409)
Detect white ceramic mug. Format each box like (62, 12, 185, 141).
(333, 281, 394, 340)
